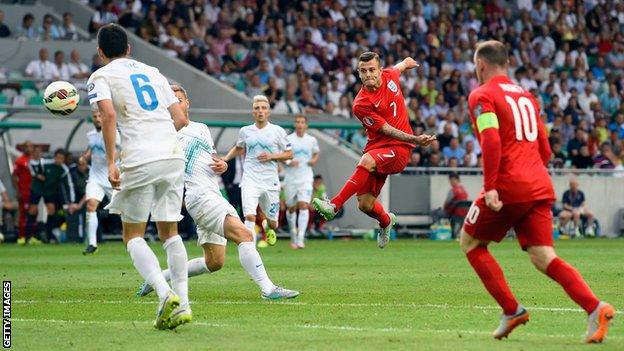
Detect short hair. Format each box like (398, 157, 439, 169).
(54, 148, 66, 157)
(170, 84, 187, 98)
(314, 175, 323, 181)
(475, 40, 508, 67)
(252, 95, 269, 105)
(358, 51, 381, 65)
(54, 50, 63, 57)
(23, 13, 34, 22)
(449, 172, 460, 181)
(295, 115, 308, 122)
(97, 24, 128, 59)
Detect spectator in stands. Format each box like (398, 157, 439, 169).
(567, 128, 587, 159)
(333, 96, 351, 119)
(90, 53, 104, 72)
(0, 10, 11, 38)
(25, 48, 60, 81)
(89, 0, 118, 33)
(12, 141, 33, 245)
(67, 50, 90, 80)
(273, 85, 303, 114)
(463, 140, 478, 167)
(559, 177, 596, 237)
(600, 84, 621, 115)
(442, 138, 466, 165)
(15, 13, 36, 40)
(53, 51, 70, 81)
(351, 129, 367, 151)
(38, 14, 60, 41)
(571, 145, 594, 169)
(59, 12, 79, 40)
(594, 142, 616, 169)
(550, 141, 566, 168)
(437, 123, 454, 150)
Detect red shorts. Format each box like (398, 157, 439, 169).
(357, 146, 412, 197)
(462, 197, 554, 250)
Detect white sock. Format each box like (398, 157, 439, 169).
(286, 211, 297, 241)
(238, 241, 275, 294)
(126, 237, 170, 300)
(162, 257, 209, 281)
(245, 220, 256, 243)
(163, 235, 189, 308)
(86, 211, 98, 247)
(297, 208, 309, 246)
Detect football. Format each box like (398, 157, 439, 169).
(43, 81, 80, 116)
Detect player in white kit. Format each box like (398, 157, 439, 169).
(87, 24, 190, 330)
(82, 110, 120, 255)
(283, 115, 319, 249)
(223, 95, 293, 247)
(136, 86, 299, 300)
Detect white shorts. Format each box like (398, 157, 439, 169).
(105, 159, 184, 223)
(186, 191, 238, 247)
(241, 185, 280, 222)
(284, 183, 312, 207)
(85, 179, 113, 202)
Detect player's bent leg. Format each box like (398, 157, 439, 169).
(313, 153, 377, 221)
(460, 230, 527, 339)
(357, 194, 393, 248)
(224, 215, 299, 299)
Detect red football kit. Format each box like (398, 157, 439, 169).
(13, 154, 32, 239)
(351, 67, 415, 196)
(463, 75, 556, 249)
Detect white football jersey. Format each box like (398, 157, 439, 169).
(283, 132, 319, 186)
(87, 58, 183, 169)
(177, 121, 220, 199)
(237, 123, 291, 190)
(86, 128, 120, 186)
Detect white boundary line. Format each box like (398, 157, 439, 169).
(12, 318, 623, 340)
(14, 299, 600, 313)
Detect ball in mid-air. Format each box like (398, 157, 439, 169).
(43, 81, 80, 116)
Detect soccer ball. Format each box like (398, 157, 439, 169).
(43, 81, 80, 116)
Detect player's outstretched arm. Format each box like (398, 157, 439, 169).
(378, 123, 436, 145)
(394, 57, 420, 73)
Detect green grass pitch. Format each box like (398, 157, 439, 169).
(2, 239, 622, 350)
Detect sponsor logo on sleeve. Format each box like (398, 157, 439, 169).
(473, 103, 482, 117)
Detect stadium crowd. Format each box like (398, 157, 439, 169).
(83, 0, 623, 170)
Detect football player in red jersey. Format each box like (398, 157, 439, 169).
(461, 40, 614, 342)
(11, 141, 34, 245)
(312, 51, 435, 248)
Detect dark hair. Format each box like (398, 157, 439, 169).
(54, 148, 66, 157)
(475, 40, 508, 67)
(358, 51, 381, 65)
(54, 50, 63, 57)
(449, 172, 460, 181)
(23, 13, 34, 22)
(97, 24, 128, 59)
(295, 115, 308, 122)
(314, 175, 323, 181)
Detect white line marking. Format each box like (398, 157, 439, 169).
(12, 318, 622, 340)
(14, 299, 606, 313)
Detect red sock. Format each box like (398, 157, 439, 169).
(545, 257, 600, 314)
(330, 165, 371, 209)
(363, 201, 391, 228)
(466, 246, 519, 315)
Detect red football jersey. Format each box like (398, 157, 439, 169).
(13, 154, 32, 195)
(352, 68, 414, 153)
(468, 75, 555, 203)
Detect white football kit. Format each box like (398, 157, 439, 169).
(177, 121, 238, 246)
(87, 58, 184, 223)
(283, 132, 319, 206)
(237, 123, 291, 221)
(85, 128, 120, 202)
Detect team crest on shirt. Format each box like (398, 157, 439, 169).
(387, 80, 398, 94)
(363, 117, 374, 126)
